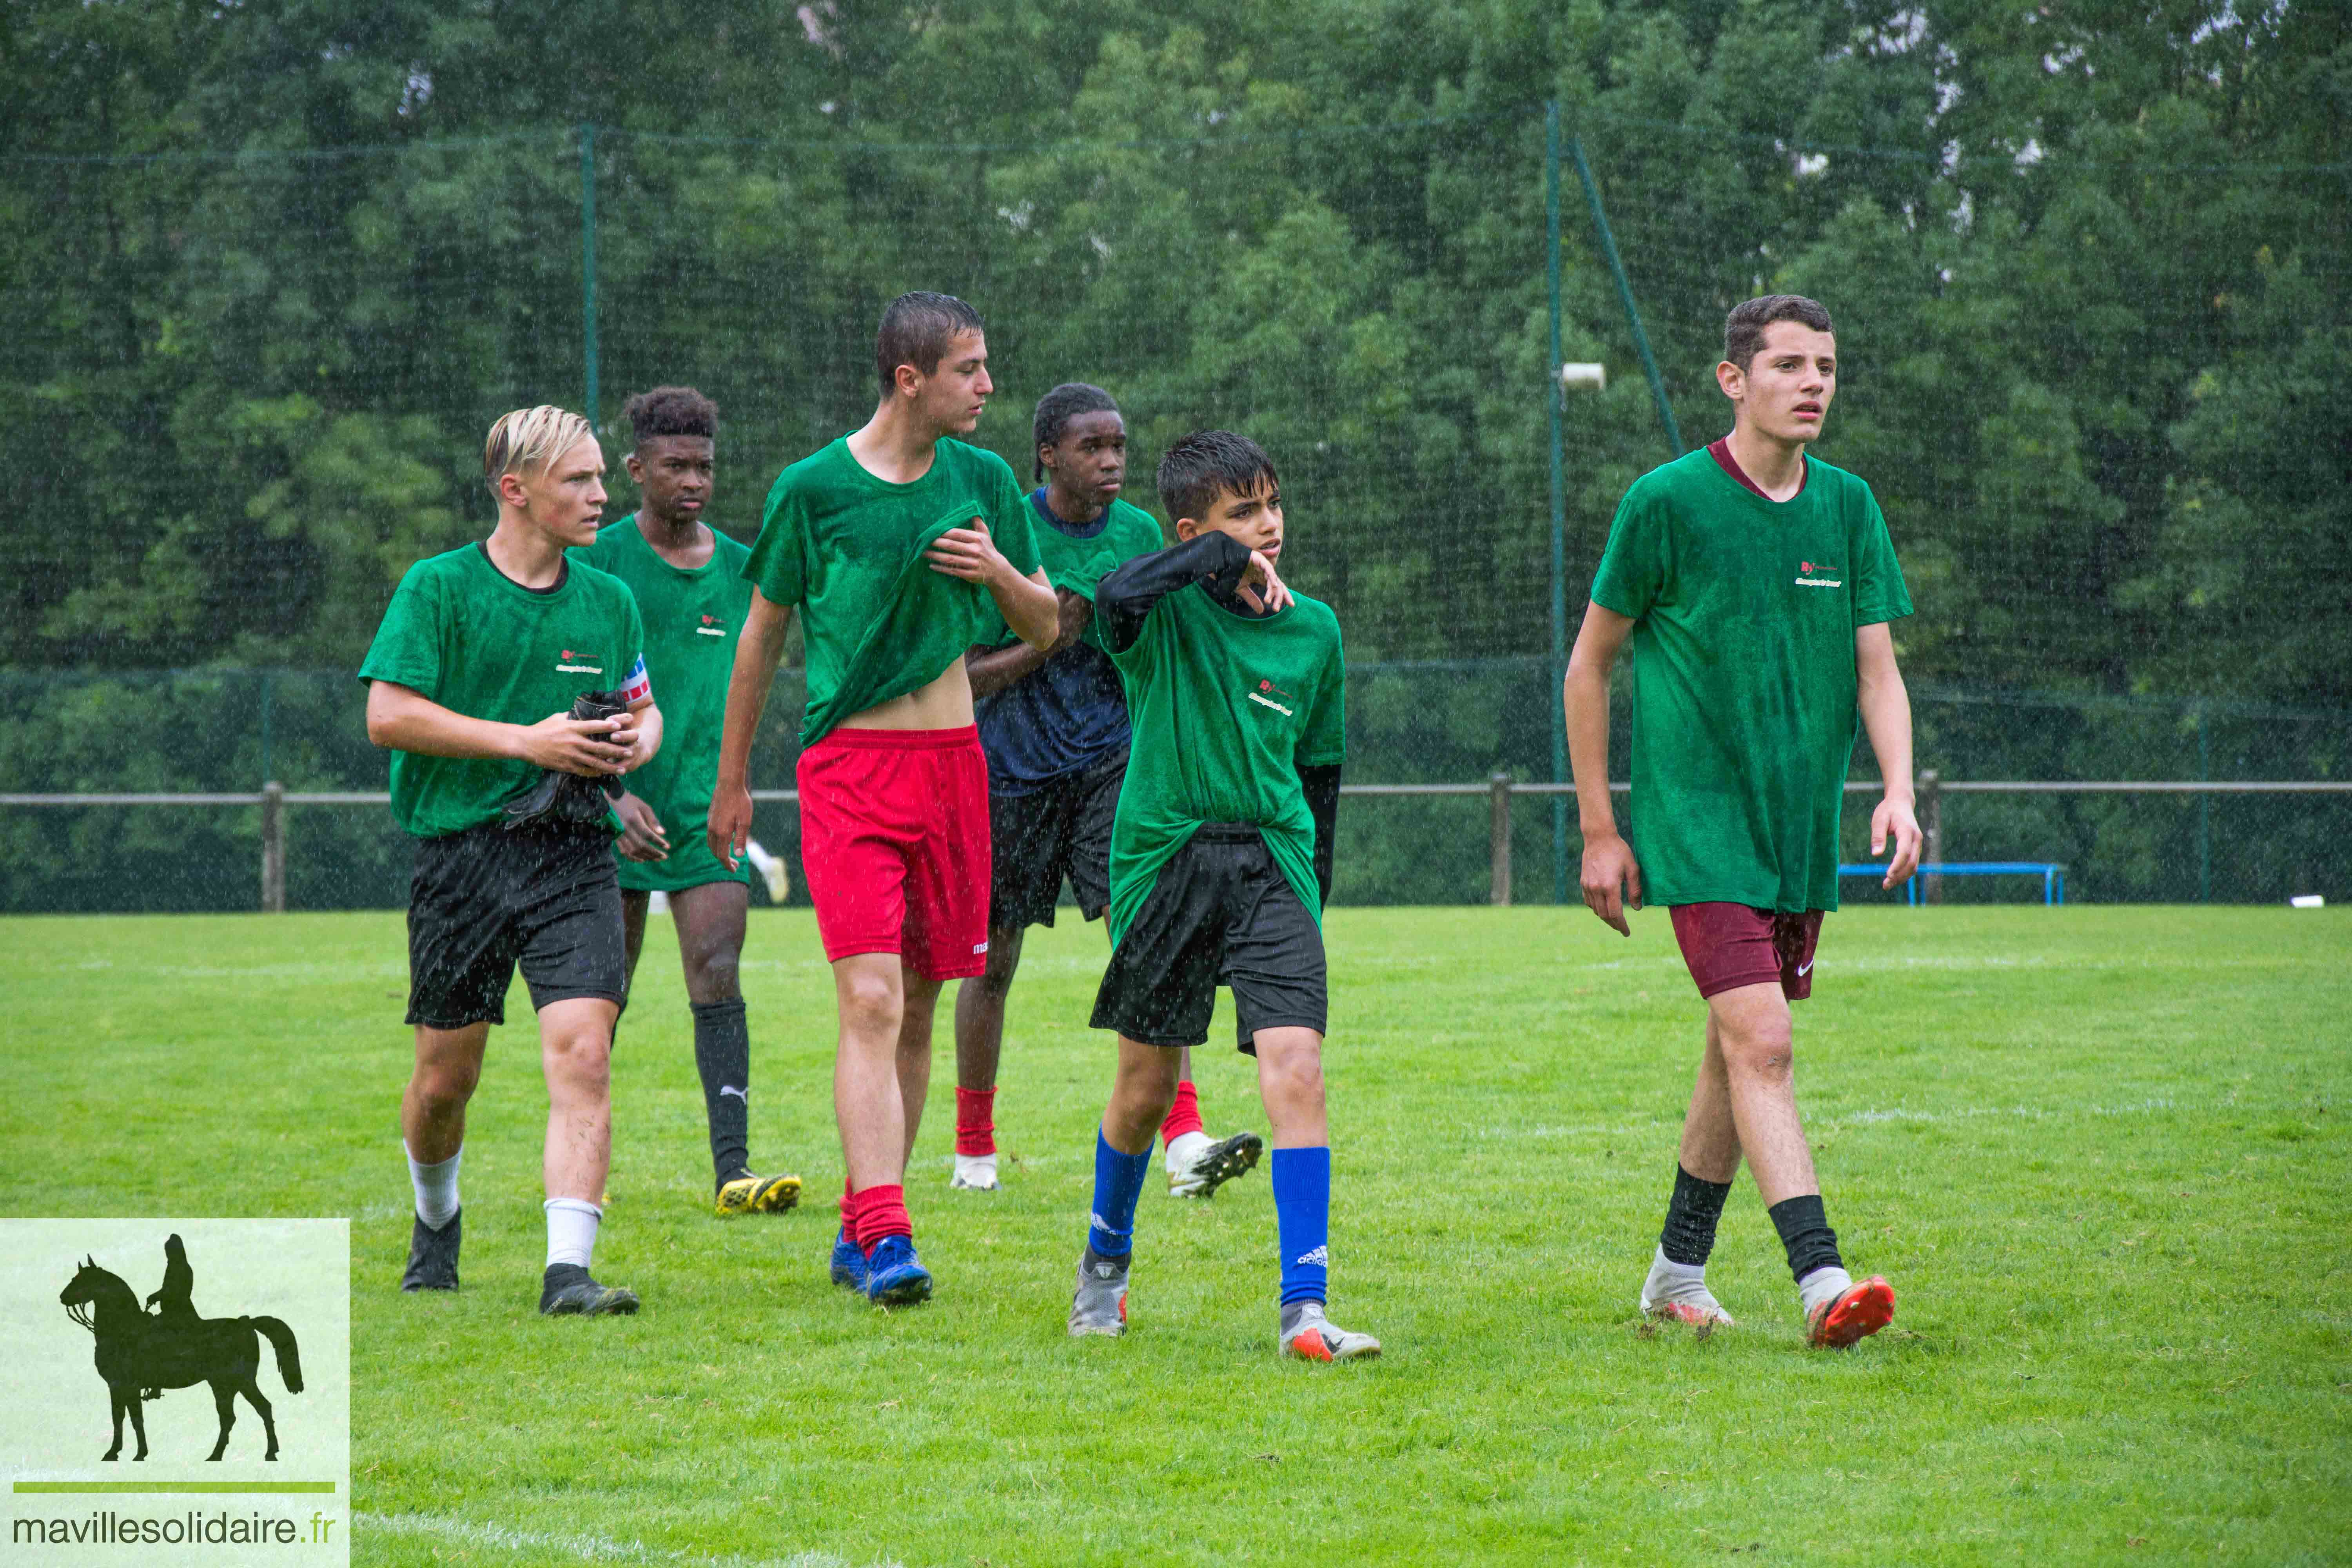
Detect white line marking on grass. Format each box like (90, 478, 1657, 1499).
(356, 1510, 894, 1568)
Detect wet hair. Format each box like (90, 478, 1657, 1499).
(1156, 430, 1278, 524)
(1723, 294, 1834, 373)
(483, 405, 593, 495)
(622, 385, 717, 447)
(1031, 383, 1121, 481)
(875, 291, 985, 395)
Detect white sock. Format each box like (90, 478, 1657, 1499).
(1798, 1264, 1853, 1318)
(406, 1144, 461, 1229)
(544, 1198, 602, 1270)
(1641, 1245, 1730, 1319)
(1165, 1129, 1210, 1174)
(742, 838, 781, 879)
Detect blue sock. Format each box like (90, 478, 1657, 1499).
(1272, 1146, 1331, 1307)
(1086, 1130, 1152, 1258)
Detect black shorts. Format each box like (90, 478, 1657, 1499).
(1090, 825, 1327, 1054)
(989, 758, 1123, 930)
(405, 822, 628, 1029)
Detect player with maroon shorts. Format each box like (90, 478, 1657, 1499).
(709, 292, 1057, 1305)
(1564, 294, 1922, 1348)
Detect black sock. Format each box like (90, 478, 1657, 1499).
(1766, 1193, 1844, 1283)
(690, 999, 751, 1187)
(1660, 1165, 1733, 1266)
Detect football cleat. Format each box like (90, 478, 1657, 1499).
(950, 1152, 1000, 1191)
(715, 1172, 802, 1217)
(861, 1235, 933, 1306)
(537, 1263, 639, 1317)
(1067, 1246, 1130, 1338)
(1169, 1131, 1264, 1198)
(1278, 1303, 1381, 1362)
(400, 1209, 461, 1293)
(1807, 1276, 1896, 1348)
(1639, 1250, 1734, 1332)
(828, 1230, 868, 1291)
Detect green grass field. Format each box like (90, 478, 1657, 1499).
(6, 905, 2348, 1565)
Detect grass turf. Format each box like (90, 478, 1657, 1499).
(4, 905, 2347, 1565)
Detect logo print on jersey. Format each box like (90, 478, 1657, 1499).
(1247, 677, 1296, 717)
(556, 647, 605, 674)
(697, 613, 726, 639)
(1794, 558, 1843, 588)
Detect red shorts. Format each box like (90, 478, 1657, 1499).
(795, 725, 991, 981)
(1669, 903, 1826, 1002)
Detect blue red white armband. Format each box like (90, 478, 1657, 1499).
(621, 654, 652, 704)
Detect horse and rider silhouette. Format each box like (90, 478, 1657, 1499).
(58, 1236, 303, 1463)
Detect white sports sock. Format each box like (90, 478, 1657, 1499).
(544, 1198, 602, 1270)
(1640, 1245, 1731, 1320)
(742, 838, 781, 879)
(406, 1144, 461, 1229)
(1798, 1264, 1854, 1319)
(1165, 1129, 1210, 1175)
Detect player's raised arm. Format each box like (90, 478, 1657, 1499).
(708, 586, 793, 870)
(1095, 532, 1270, 652)
(1564, 600, 1639, 935)
(1855, 622, 1922, 887)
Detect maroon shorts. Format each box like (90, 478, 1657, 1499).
(1668, 903, 1826, 1001)
(795, 725, 991, 980)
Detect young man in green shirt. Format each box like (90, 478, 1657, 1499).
(1067, 430, 1379, 1362)
(360, 405, 662, 1318)
(1564, 294, 1922, 1348)
(951, 383, 1265, 1198)
(709, 292, 1058, 1305)
(573, 386, 801, 1220)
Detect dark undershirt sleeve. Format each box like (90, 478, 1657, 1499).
(1094, 533, 1256, 653)
(1299, 762, 1341, 906)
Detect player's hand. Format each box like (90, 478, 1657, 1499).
(1236, 550, 1292, 614)
(1580, 829, 1642, 936)
(926, 519, 1014, 585)
(521, 713, 633, 777)
(614, 791, 670, 862)
(1872, 795, 1923, 887)
(707, 781, 753, 872)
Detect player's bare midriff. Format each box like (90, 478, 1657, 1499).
(837, 655, 976, 731)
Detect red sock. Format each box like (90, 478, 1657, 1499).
(955, 1086, 997, 1157)
(851, 1184, 912, 1250)
(1160, 1079, 1204, 1145)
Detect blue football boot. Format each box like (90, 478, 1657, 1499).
(829, 1229, 869, 1292)
(861, 1234, 933, 1306)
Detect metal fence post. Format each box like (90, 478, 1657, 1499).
(261, 780, 285, 913)
(1918, 768, 1942, 905)
(1490, 771, 1514, 906)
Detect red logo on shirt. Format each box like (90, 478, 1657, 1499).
(1800, 563, 1813, 573)
(702, 615, 715, 625)
(1260, 680, 1272, 691)
(561, 649, 575, 659)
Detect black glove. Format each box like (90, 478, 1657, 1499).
(503, 688, 631, 830)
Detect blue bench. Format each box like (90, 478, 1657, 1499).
(1838, 861, 2067, 906)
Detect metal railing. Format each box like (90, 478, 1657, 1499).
(4, 773, 2348, 911)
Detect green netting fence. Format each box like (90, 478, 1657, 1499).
(2, 668, 2343, 914)
(5, 105, 2347, 913)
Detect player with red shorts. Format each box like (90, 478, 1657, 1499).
(1564, 294, 1922, 1348)
(709, 292, 1058, 1305)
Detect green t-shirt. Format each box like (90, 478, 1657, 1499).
(1105, 584, 1346, 945)
(572, 516, 753, 891)
(1588, 448, 1913, 913)
(744, 436, 1043, 745)
(358, 543, 649, 840)
(1039, 495, 1166, 645)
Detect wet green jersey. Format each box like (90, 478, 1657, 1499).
(358, 543, 648, 839)
(1588, 447, 1911, 912)
(572, 516, 753, 891)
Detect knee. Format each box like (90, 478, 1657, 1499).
(543, 1027, 612, 1094)
(1718, 1019, 1794, 1083)
(686, 946, 741, 1004)
(1261, 1046, 1326, 1107)
(411, 1059, 479, 1113)
(838, 973, 902, 1041)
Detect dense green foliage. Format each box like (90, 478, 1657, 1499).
(4, 1, 2347, 698)
(7, 905, 2348, 1563)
